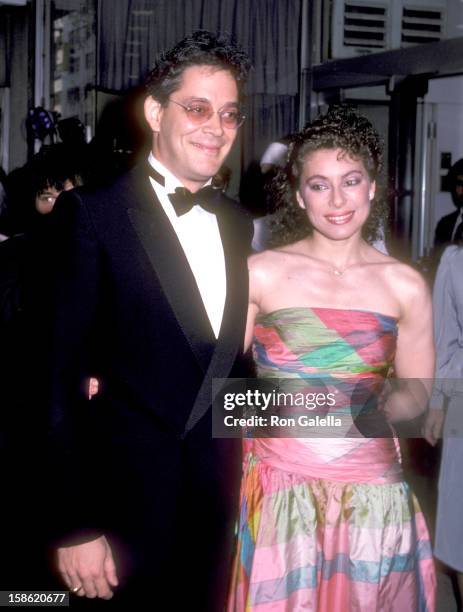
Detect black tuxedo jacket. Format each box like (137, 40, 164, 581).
(434, 209, 459, 246)
(46, 163, 252, 603)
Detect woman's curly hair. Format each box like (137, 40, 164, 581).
(268, 105, 388, 248)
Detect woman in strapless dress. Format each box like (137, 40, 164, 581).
(228, 107, 436, 612)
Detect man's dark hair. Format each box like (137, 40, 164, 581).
(30, 144, 82, 196)
(448, 158, 463, 185)
(145, 30, 251, 105)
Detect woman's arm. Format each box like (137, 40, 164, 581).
(244, 253, 265, 352)
(385, 265, 435, 423)
(244, 301, 260, 353)
(394, 266, 434, 379)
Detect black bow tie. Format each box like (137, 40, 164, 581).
(146, 162, 222, 217)
(168, 186, 221, 217)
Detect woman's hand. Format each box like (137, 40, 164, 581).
(422, 409, 445, 446)
(381, 379, 431, 424)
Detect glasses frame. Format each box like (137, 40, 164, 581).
(167, 98, 246, 129)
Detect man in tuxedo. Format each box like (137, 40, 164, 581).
(435, 158, 463, 247)
(48, 31, 252, 610)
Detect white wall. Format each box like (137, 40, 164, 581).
(425, 76, 463, 233)
(446, 0, 463, 39)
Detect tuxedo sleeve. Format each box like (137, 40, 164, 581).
(45, 189, 105, 546)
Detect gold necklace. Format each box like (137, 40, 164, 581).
(325, 261, 356, 276)
(305, 251, 361, 277)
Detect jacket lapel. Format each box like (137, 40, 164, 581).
(216, 205, 248, 356)
(127, 166, 215, 373)
(126, 164, 250, 415)
(182, 201, 250, 436)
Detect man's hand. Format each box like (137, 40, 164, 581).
(88, 377, 99, 399)
(57, 535, 118, 599)
(422, 409, 445, 446)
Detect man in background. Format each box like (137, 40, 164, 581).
(435, 158, 463, 247)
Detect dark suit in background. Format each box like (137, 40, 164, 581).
(434, 158, 463, 253)
(434, 209, 460, 246)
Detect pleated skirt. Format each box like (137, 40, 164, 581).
(227, 454, 436, 612)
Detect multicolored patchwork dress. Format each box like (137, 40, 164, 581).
(227, 307, 435, 612)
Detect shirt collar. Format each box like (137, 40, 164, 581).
(148, 153, 182, 193)
(147, 152, 212, 193)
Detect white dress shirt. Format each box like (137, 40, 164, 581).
(147, 153, 226, 338)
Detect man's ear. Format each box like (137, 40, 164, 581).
(144, 96, 162, 132)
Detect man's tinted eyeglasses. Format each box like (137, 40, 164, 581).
(168, 98, 245, 129)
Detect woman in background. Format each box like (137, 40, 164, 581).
(228, 107, 435, 611)
(0, 144, 83, 591)
(424, 244, 463, 607)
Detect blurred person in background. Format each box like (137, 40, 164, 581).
(434, 158, 463, 249)
(424, 244, 463, 609)
(0, 143, 83, 592)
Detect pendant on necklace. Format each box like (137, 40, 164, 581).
(333, 268, 343, 276)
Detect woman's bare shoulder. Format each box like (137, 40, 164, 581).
(248, 246, 299, 272)
(379, 256, 430, 307)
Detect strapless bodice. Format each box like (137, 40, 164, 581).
(253, 306, 397, 379)
(249, 307, 402, 484)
